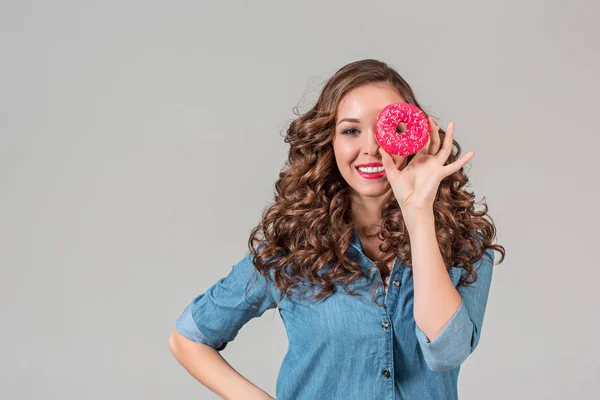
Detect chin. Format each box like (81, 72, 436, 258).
(348, 180, 391, 197)
(340, 168, 392, 196)
(357, 188, 391, 198)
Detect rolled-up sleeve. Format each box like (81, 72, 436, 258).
(175, 250, 278, 351)
(415, 247, 495, 372)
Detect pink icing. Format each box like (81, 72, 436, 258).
(375, 102, 430, 156)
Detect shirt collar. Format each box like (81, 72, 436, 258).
(350, 227, 364, 254)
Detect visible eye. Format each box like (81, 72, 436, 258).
(342, 128, 359, 136)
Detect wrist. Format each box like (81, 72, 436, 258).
(402, 207, 435, 232)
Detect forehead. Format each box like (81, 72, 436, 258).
(336, 83, 405, 119)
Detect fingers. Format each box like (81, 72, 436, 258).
(378, 147, 399, 179)
(428, 117, 441, 155)
(436, 121, 455, 162)
(443, 151, 475, 176)
(378, 147, 393, 168)
(417, 116, 440, 157)
(435, 121, 476, 175)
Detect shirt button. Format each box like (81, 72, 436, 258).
(382, 368, 391, 378)
(392, 280, 400, 287)
(381, 320, 389, 328)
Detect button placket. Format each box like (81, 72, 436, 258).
(383, 259, 404, 315)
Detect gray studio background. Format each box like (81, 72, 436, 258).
(1, 0, 598, 399)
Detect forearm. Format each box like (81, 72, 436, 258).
(404, 209, 462, 342)
(169, 328, 274, 400)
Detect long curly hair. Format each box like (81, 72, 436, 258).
(246, 59, 505, 307)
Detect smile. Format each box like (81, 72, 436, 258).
(355, 166, 386, 179)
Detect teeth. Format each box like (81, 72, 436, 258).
(358, 166, 384, 173)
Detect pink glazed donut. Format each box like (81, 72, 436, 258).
(375, 102, 430, 156)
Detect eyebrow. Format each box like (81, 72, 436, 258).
(336, 118, 360, 126)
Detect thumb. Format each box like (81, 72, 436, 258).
(378, 147, 399, 181)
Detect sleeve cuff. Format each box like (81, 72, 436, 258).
(175, 303, 227, 351)
(415, 299, 473, 371)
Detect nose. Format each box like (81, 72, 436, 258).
(362, 127, 380, 156)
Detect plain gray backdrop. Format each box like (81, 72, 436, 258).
(1, 0, 598, 399)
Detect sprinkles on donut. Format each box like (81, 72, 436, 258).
(375, 102, 430, 156)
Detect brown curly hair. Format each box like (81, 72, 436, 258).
(246, 59, 505, 308)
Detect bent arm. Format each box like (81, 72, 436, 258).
(168, 328, 274, 400)
(414, 247, 495, 372)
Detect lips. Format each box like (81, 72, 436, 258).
(355, 165, 386, 179)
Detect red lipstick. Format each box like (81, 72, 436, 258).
(355, 162, 386, 179)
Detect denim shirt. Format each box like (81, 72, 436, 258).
(175, 229, 495, 399)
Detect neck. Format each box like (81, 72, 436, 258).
(350, 189, 394, 235)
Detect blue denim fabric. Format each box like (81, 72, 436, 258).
(175, 229, 495, 399)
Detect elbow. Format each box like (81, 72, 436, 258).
(425, 352, 468, 372)
(423, 336, 478, 372)
(416, 304, 481, 372)
(168, 327, 184, 357)
(420, 332, 474, 372)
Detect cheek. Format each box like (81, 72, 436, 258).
(333, 141, 358, 164)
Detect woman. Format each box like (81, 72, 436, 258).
(169, 59, 506, 400)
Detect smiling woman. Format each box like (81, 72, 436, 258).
(171, 58, 506, 400)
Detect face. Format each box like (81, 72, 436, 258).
(332, 82, 408, 199)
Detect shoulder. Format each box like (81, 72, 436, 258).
(453, 246, 495, 284)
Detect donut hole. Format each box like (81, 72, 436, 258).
(395, 122, 408, 135)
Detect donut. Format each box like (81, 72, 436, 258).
(375, 102, 430, 156)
